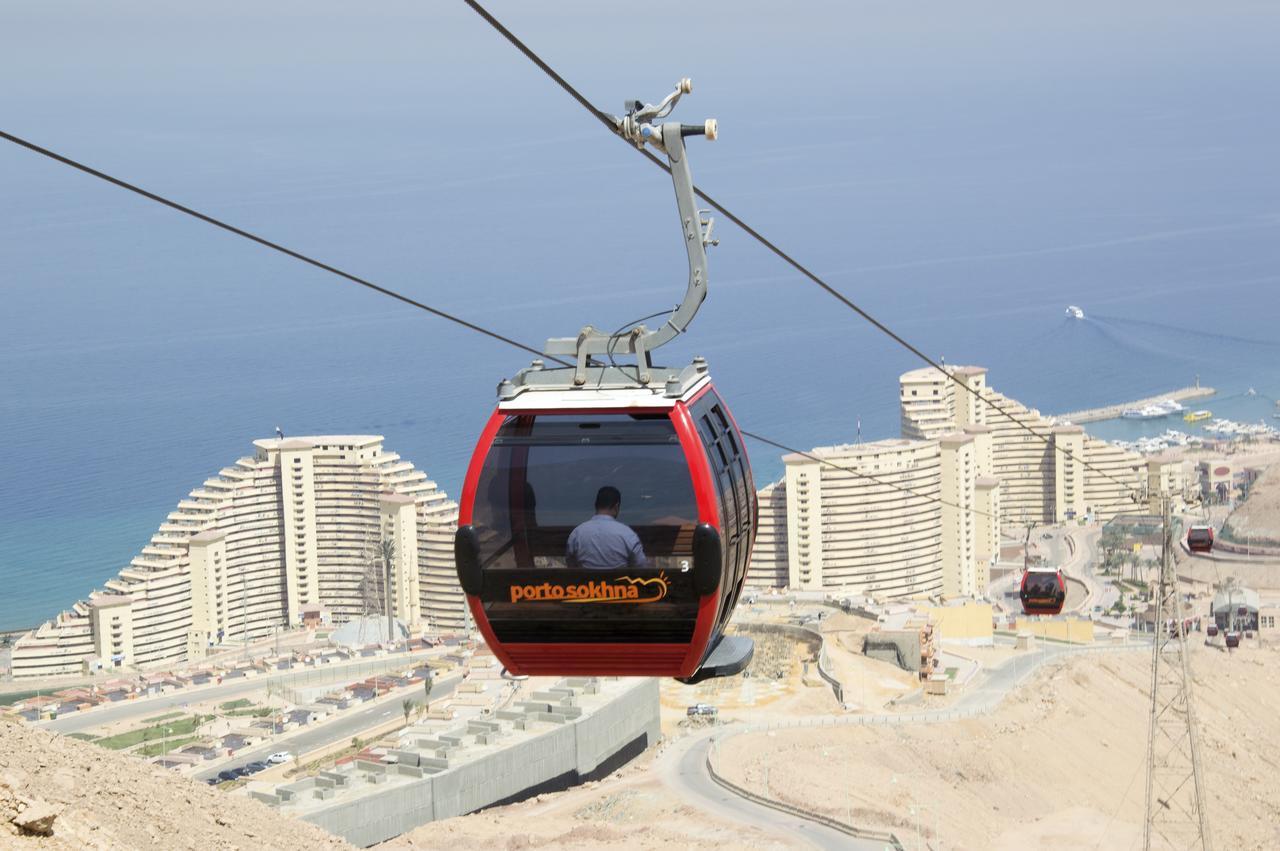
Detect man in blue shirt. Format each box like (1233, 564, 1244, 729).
(566, 486, 647, 569)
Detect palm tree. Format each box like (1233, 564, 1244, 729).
(402, 698, 413, 725)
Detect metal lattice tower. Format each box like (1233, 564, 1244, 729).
(1143, 495, 1212, 851)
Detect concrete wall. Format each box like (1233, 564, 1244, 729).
(733, 622, 842, 704)
(297, 678, 660, 846)
(1013, 617, 1095, 644)
(864, 631, 921, 672)
(926, 601, 994, 645)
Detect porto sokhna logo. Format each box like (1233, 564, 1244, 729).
(509, 571, 670, 605)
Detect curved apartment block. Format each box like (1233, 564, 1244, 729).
(783, 440, 944, 597)
(746, 364, 1179, 596)
(746, 480, 788, 589)
(900, 365, 1155, 525)
(12, 436, 462, 679)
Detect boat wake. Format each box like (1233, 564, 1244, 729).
(1091, 314, 1280, 349)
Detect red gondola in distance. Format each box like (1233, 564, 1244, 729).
(1187, 524, 1214, 553)
(1019, 566, 1066, 616)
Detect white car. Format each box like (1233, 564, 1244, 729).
(267, 752, 292, 764)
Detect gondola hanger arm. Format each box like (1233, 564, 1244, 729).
(543, 79, 718, 386)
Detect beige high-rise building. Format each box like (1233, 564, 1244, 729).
(1079, 436, 1145, 521)
(783, 440, 943, 598)
(938, 433, 978, 598)
(1147, 454, 1190, 513)
(11, 435, 461, 679)
(740, 363, 1161, 599)
(900, 368, 955, 440)
(899, 365, 1154, 525)
(746, 480, 788, 588)
(1051, 425, 1087, 522)
(974, 476, 1000, 590)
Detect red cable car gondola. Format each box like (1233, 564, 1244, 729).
(454, 82, 756, 682)
(1187, 524, 1214, 553)
(1019, 566, 1066, 616)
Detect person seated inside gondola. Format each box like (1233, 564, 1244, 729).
(566, 486, 647, 569)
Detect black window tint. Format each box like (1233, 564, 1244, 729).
(472, 414, 698, 571)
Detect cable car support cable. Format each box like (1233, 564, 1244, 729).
(459, 0, 1141, 500)
(0, 129, 999, 523)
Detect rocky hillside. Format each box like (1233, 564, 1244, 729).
(0, 719, 350, 850)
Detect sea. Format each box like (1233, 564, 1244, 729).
(3, 1, 1279, 630)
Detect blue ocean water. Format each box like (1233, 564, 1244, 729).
(3, 2, 1279, 630)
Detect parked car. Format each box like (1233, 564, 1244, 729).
(205, 777, 220, 786)
(245, 761, 268, 774)
(267, 751, 292, 764)
(215, 770, 238, 783)
(230, 767, 251, 778)
(687, 703, 717, 717)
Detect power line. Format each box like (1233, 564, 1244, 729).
(741, 430, 998, 522)
(0, 128, 563, 368)
(459, 0, 1141, 499)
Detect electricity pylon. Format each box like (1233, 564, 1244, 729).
(1143, 494, 1211, 850)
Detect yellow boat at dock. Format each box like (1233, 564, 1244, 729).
(1184, 410, 1212, 423)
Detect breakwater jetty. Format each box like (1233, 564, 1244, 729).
(1054, 385, 1216, 424)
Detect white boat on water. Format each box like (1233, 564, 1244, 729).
(1121, 398, 1183, 420)
(1066, 305, 1084, 319)
(1202, 418, 1280, 439)
(1122, 404, 1169, 420)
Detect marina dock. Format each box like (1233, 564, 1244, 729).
(1054, 385, 1216, 424)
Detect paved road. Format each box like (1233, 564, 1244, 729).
(43, 652, 437, 734)
(193, 673, 464, 781)
(660, 637, 1152, 847)
(660, 733, 890, 851)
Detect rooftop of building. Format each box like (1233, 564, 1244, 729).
(88, 593, 134, 609)
(1212, 587, 1260, 613)
(253, 435, 384, 452)
(899, 364, 986, 383)
(782, 437, 926, 464)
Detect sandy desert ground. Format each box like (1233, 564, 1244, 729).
(715, 641, 1280, 850)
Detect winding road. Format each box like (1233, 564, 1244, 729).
(659, 733, 890, 851)
(656, 635, 1150, 849)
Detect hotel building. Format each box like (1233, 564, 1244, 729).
(11, 436, 463, 679)
(900, 366, 1149, 524)
(782, 439, 945, 597)
(747, 365, 1181, 596)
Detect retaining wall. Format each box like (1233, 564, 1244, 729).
(735, 621, 844, 703)
(293, 678, 660, 846)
